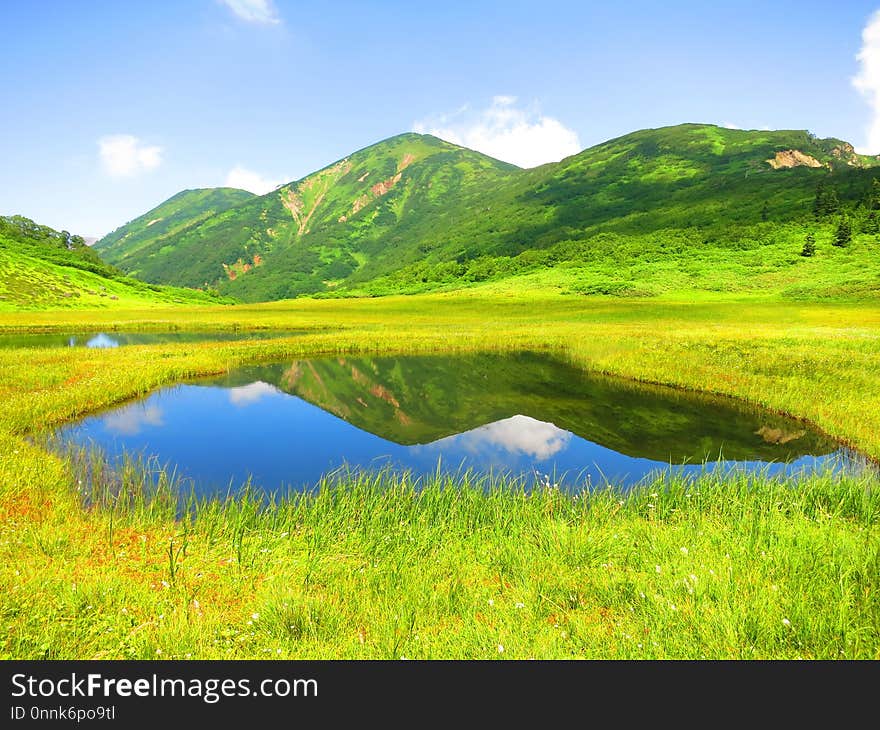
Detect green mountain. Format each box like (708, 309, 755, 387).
(0, 215, 224, 310)
(212, 352, 836, 463)
(96, 124, 880, 301)
(97, 133, 516, 298)
(96, 187, 255, 277)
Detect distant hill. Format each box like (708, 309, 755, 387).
(0, 215, 225, 309)
(96, 124, 880, 301)
(96, 134, 515, 298)
(96, 187, 255, 273)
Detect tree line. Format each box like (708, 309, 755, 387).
(798, 177, 880, 256)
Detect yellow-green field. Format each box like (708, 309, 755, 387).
(1, 292, 878, 659)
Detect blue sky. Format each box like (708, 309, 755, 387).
(3, 0, 880, 236)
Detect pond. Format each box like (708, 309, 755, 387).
(0, 331, 306, 349)
(54, 351, 851, 497)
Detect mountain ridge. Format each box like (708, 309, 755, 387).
(96, 187, 256, 273)
(95, 123, 880, 301)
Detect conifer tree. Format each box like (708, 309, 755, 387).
(833, 217, 852, 247)
(813, 181, 840, 219)
(801, 233, 816, 257)
(866, 178, 880, 211)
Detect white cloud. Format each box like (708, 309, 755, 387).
(434, 415, 572, 460)
(228, 381, 279, 406)
(414, 96, 581, 168)
(103, 403, 164, 435)
(224, 165, 286, 194)
(722, 122, 772, 132)
(219, 0, 281, 25)
(853, 10, 880, 154)
(98, 134, 162, 178)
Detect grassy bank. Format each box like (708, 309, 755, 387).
(0, 292, 878, 658)
(3, 452, 877, 659)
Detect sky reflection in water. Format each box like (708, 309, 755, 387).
(55, 353, 855, 497)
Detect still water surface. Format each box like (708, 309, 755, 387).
(56, 352, 849, 496)
(0, 331, 303, 349)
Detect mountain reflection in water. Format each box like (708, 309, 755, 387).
(56, 352, 847, 497)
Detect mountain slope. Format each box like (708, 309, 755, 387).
(0, 215, 224, 310)
(96, 124, 880, 301)
(365, 125, 878, 267)
(360, 124, 880, 297)
(95, 133, 517, 297)
(96, 187, 255, 273)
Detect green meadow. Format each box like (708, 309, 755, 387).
(1, 292, 878, 659)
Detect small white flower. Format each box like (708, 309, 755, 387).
(251, 612, 259, 620)
(655, 565, 662, 573)
(515, 602, 525, 609)
(782, 618, 791, 626)
(497, 644, 505, 653)
(487, 599, 494, 606)
(680, 547, 689, 556)
(670, 604, 677, 611)
(155, 648, 162, 655)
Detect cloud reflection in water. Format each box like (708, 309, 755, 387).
(228, 381, 280, 407)
(428, 414, 572, 461)
(103, 403, 164, 435)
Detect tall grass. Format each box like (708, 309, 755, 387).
(1, 444, 876, 659)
